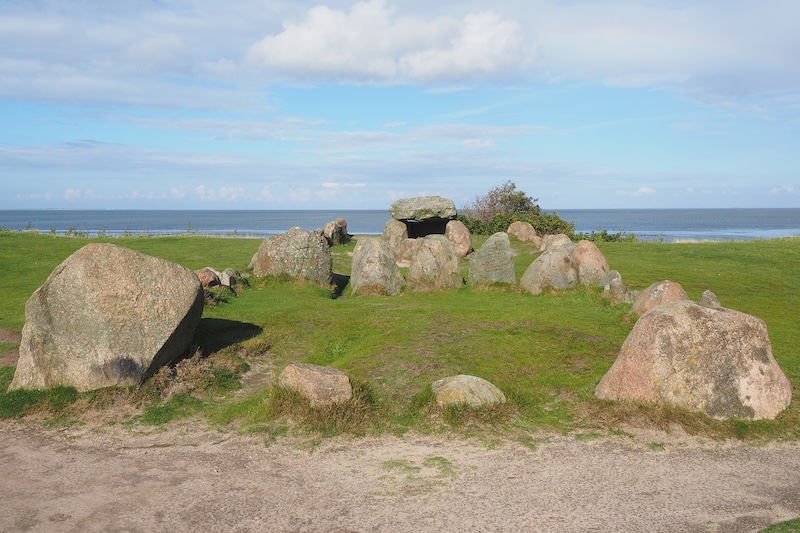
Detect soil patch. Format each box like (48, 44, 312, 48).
(1, 422, 798, 532)
(0, 328, 21, 367)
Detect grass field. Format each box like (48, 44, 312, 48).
(0, 230, 798, 443)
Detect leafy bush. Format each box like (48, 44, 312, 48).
(574, 229, 638, 243)
(458, 211, 575, 236)
(459, 181, 576, 236)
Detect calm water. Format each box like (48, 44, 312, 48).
(2, 208, 800, 242)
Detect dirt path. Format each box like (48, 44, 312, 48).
(1, 423, 798, 533)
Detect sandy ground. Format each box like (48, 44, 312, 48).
(1, 421, 799, 533)
(2, 328, 799, 532)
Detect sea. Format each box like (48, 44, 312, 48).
(2, 208, 800, 243)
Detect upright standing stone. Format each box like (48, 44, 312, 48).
(407, 235, 463, 291)
(573, 240, 610, 285)
(468, 232, 516, 285)
(9, 243, 204, 392)
(350, 238, 405, 296)
(445, 219, 473, 258)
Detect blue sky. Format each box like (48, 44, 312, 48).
(1, 0, 799, 210)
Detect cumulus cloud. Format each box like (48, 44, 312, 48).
(247, 0, 527, 83)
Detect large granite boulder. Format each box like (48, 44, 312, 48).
(445, 219, 473, 258)
(539, 233, 572, 251)
(350, 238, 405, 296)
(573, 240, 610, 285)
(468, 232, 515, 285)
(383, 219, 418, 265)
(323, 218, 351, 245)
(631, 280, 690, 315)
(9, 243, 203, 392)
(389, 196, 457, 221)
(249, 227, 332, 285)
(407, 235, 463, 292)
(520, 242, 578, 294)
(432, 375, 506, 408)
(278, 363, 352, 407)
(507, 221, 540, 245)
(595, 301, 792, 420)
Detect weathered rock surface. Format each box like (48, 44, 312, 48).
(699, 289, 722, 309)
(631, 280, 690, 315)
(520, 242, 578, 294)
(350, 238, 405, 296)
(600, 270, 638, 304)
(389, 196, 457, 221)
(9, 243, 204, 392)
(220, 268, 242, 288)
(323, 218, 351, 245)
(573, 240, 610, 285)
(595, 301, 792, 420)
(195, 267, 221, 287)
(432, 375, 506, 408)
(507, 221, 539, 244)
(407, 235, 462, 292)
(540, 233, 572, 251)
(278, 362, 352, 407)
(248, 227, 332, 285)
(445, 219, 473, 258)
(383, 219, 417, 265)
(468, 232, 515, 285)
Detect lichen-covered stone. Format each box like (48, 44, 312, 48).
(323, 218, 351, 245)
(389, 196, 457, 221)
(595, 300, 792, 420)
(350, 237, 405, 296)
(10, 243, 203, 392)
(468, 232, 515, 285)
(407, 235, 462, 292)
(432, 375, 506, 408)
(519, 243, 578, 294)
(248, 227, 332, 285)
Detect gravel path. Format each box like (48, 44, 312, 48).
(2, 424, 798, 532)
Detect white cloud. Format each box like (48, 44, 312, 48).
(770, 184, 796, 194)
(194, 185, 249, 201)
(247, 0, 527, 83)
(616, 186, 656, 197)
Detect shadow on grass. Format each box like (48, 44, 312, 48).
(193, 318, 263, 355)
(332, 273, 351, 298)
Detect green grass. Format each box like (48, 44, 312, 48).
(0, 365, 79, 419)
(761, 518, 800, 532)
(0, 232, 799, 442)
